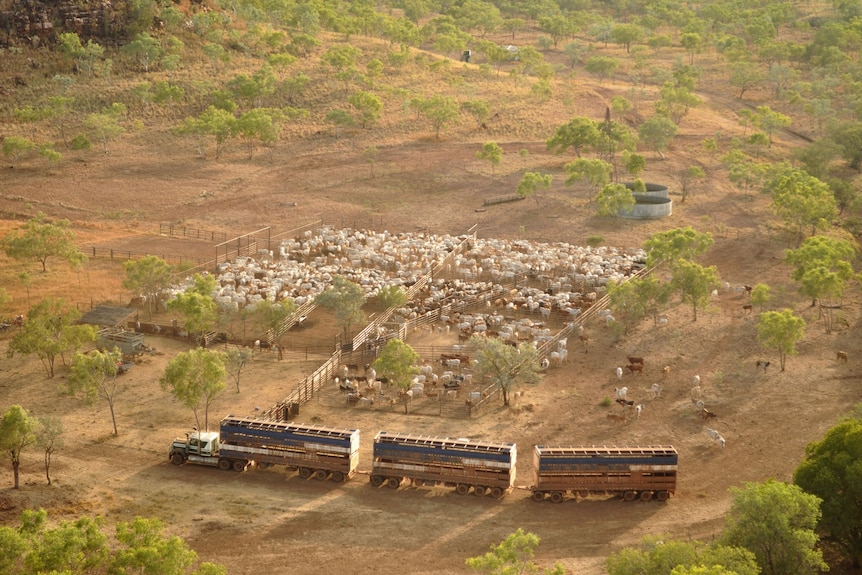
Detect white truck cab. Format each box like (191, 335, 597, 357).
(169, 430, 220, 466)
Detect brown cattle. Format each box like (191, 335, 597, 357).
(626, 363, 643, 375)
(837, 350, 848, 363)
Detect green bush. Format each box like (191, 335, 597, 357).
(599, 396, 612, 407)
(587, 235, 604, 247)
(70, 134, 91, 150)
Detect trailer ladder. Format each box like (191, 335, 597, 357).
(536, 445, 677, 457)
(222, 417, 357, 439)
(376, 431, 514, 453)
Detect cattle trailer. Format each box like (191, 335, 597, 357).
(370, 431, 517, 498)
(530, 445, 678, 503)
(169, 416, 360, 482)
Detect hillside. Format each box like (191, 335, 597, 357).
(1, 1, 862, 574)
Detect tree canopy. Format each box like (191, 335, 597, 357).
(466, 528, 564, 575)
(721, 479, 827, 575)
(766, 168, 838, 241)
(643, 226, 714, 268)
(597, 182, 636, 223)
(470, 335, 542, 406)
(0, 212, 86, 272)
(757, 309, 806, 371)
(315, 276, 366, 336)
(794, 413, 862, 569)
(160, 348, 227, 431)
(68, 348, 124, 436)
(477, 141, 503, 174)
(672, 260, 720, 321)
(606, 534, 759, 575)
(785, 235, 857, 310)
(7, 298, 96, 378)
(0, 405, 38, 489)
(546, 117, 600, 157)
(372, 338, 419, 412)
(0, 509, 225, 575)
(516, 172, 553, 206)
(123, 255, 174, 319)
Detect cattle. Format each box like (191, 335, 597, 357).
(837, 351, 848, 363)
(626, 363, 643, 375)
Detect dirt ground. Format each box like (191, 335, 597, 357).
(2, 47, 862, 575)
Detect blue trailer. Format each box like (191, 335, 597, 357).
(169, 416, 360, 482)
(370, 431, 516, 498)
(530, 445, 678, 503)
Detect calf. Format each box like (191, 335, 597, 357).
(837, 350, 848, 363)
(701, 407, 718, 422)
(756, 360, 770, 372)
(626, 363, 643, 375)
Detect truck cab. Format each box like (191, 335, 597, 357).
(169, 430, 220, 466)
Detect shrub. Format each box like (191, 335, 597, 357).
(587, 235, 604, 247)
(70, 134, 91, 150)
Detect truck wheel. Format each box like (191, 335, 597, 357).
(218, 459, 231, 471)
(473, 485, 486, 497)
(578, 490, 590, 499)
(623, 491, 637, 502)
(331, 471, 345, 483)
(233, 460, 246, 472)
(531, 491, 545, 502)
(456, 483, 470, 495)
(299, 467, 312, 479)
(370, 475, 384, 487)
(491, 487, 504, 499)
(550, 491, 565, 504)
(413, 478, 424, 487)
(656, 490, 670, 501)
(387, 477, 401, 489)
(314, 469, 329, 480)
(640, 491, 653, 502)
(170, 452, 184, 466)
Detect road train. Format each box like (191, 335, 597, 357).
(169, 416, 678, 503)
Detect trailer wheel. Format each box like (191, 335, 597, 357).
(456, 483, 471, 495)
(473, 485, 486, 497)
(331, 471, 345, 483)
(531, 491, 545, 502)
(550, 491, 565, 504)
(623, 490, 637, 501)
(313, 469, 329, 480)
(370, 475, 384, 487)
(656, 490, 670, 501)
(170, 453, 185, 466)
(578, 490, 590, 499)
(640, 491, 653, 502)
(299, 467, 312, 479)
(233, 460, 247, 472)
(218, 459, 231, 471)
(387, 477, 401, 489)
(412, 478, 424, 487)
(491, 487, 504, 499)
